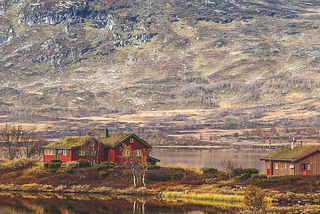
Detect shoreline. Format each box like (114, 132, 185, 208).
(153, 145, 230, 149)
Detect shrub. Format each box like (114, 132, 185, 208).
(49, 159, 62, 168)
(77, 159, 90, 167)
(168, 167, 185, 172)
(44, 162, 49, 168)
(202, 167, 218, 174)
(47, 160, 62, 171)
(244, 168, 259, 175)
(66, 161, 79, 169)
(8, 158, 37, 169)
(94, 162, 115, 171)
(99, 171, 108, 178)
(148, 165, 160, 170)
(233, 167, 259, 177)
(251, 174, 267, 180)
(50, 159, 62, 164)
(48, 162, 60, 169)
(238, 173, 251, 180)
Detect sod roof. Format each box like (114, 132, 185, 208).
(262, 145, 320, 161)
(43, 136, 97, 149)
(43, 133, 152, 149)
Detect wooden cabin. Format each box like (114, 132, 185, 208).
(43, 130, 160, 165)
(260, 145, 320, 176)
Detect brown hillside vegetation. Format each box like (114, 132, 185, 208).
(1, 0, 320, 144)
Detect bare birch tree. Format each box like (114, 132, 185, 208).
(0, 124, 47, 160)
(121, 144, 149, 187)
(0, 124, 23, 160)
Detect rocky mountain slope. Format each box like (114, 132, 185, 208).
(1, 0, 320, 141)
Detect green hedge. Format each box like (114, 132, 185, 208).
(44, 159, 62, 169)
(202, 167, 218, 174)
(77, 159, 91, 167)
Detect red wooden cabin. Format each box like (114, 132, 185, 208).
(43, 130, 160, 165)
(260, 145, 320, 176)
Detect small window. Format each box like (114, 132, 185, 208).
(123, 149, 130, 157)
(45, 149, 55, 155)
(63, 150, 69, 156)
(79, 150, 86, 156)
(285, 163, 287, 170)
(85, 150, 97, 156)
(135, 150, 142, 157)
(275, 163, 279, 170)
(300, 163, 306, 171)
(130, 138, 134, 143)
(307, 164, 311, 171)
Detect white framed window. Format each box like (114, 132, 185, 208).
(123, 149, 130, 157)
(275, 163, 279, 170)
(45, 149, 55, 155)
(63, 150, 69, 156)
(285, 163, 287, 170)
(307, 164, 311, 171)
(300, 163, 311, 171)
(79, 150, 86, 156)
(135, 150, 142, 157)
(130, 138, 134, 143)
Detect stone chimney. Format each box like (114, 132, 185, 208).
(104, 128, 109, 138)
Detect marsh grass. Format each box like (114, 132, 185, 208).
(164, 197, 242, 208)
(163, 191, 244, 202)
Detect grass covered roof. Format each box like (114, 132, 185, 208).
(43, 133, 151, 149)
(43, 136, 96, 149)
(262, 145, 320, 160)
(99, 133, 131, 147)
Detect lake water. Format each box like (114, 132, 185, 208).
(0, 193, 240, 214)
(150, 147, 275, 172)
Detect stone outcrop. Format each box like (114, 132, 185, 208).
(18, 2, 117, 28)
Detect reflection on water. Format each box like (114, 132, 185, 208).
(0, 192, 240, 214)
(150, 148, 275, 172)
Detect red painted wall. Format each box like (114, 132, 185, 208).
(43, 150, 57, 162)
(43, 143, 105, 163)
(73, 143, 105, 163)
(114, 137, 149, 164)
(57, 150, 72, 162)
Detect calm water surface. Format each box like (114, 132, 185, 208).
(0, 193, 240, 214)
(150, 148, 275, 172)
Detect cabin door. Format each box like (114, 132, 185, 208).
(108, 149, 115, 162)
(266, 162, 273, 176)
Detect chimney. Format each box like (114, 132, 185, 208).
(104, 128, 109, 138)
(291, 137, 296, 149)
